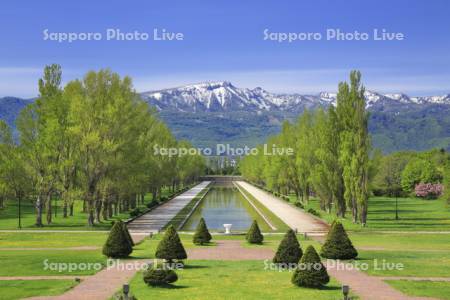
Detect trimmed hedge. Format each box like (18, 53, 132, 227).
(292, 245, 329, 288)
(273, 229, 303, 264)
(155, 225, 187, 262)
(121, 222, 135, 246)
(143, 267, 178, 286)
(246, 220, 264, 244)
(320, 221, 357, 259)
(102, 220, 133, 258)
(193, 217, 212, 245)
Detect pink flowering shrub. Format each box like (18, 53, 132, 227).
(415, 183, 444, 199)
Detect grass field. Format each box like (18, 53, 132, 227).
(386, 280, 450, 300)
(126, 260, 346, 300)
(0, 187, 175, 230)
(288, 195, 450, 231)
(237, 187, 290, 232)
(0, 280, 78, 300)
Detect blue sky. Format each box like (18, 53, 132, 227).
(1, 0, 449, 97)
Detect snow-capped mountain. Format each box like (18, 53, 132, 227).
(141, 81, 450, 112)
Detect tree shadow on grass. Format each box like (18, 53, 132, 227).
(315, 285, 341, 291)
(150, 284, 189, 289)
(183, 264, 209, 270)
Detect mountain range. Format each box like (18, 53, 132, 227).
(2, 81, 450, 153)
(141, 81, 450, 112)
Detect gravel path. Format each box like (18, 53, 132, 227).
(235, 181, 328, 233)
(127, 181, 211, 233)
(24, 259, 149, 300)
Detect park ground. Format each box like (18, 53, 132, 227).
(0, 184, 450, 299)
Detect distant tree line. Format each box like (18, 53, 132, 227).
(240, 71, 371, 224)
(0, 65, 205, 227)
(372, 148, 448, 199)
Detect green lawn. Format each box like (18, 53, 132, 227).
(0, 250, 106, 276)
(0, 280, 78, 300)
(356, 250, 450, 277)
(125, 260, 346, 300)
(386, 280, 450, 300)
(0, 232, 108, 248)
(0, 187, 179, 230)
(350, 232, 450, 251)
(288, 195, 450, 231)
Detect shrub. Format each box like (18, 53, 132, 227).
(160, 196, 168, 202)
(102, 221, 133, 258)
(415, 183, 443, 199)
(292, 245, 329, 288)
(193, 218, 212, 245)
(320, 221, 357, 259)
(121, 222, 135, 246)
(147, 200, 158, 209)
(143, 267, 178, 286)
(246, 220, 264, 244)
(155, 225, 187, 262)
(307, 208, 320, 217)
(129, 208, 142, 218)
(273, 229, 303, 264)
(294, 202, 304, 209)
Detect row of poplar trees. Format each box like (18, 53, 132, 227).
(0, 65, 205, 226)
(240, 71, 371, 224)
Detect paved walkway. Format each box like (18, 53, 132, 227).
(236, 181, 438, 300)
(127, 181, 211, 233)
(25, 259, 149, 300)
(188, 240, 274, 260)
(327, 266, 438, 300)
(235, 181, 328, 233)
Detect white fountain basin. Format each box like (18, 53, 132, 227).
(223, 224, 232, 234)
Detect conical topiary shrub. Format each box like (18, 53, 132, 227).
(155, 225, 187, 263)
(292, 245, 329, 288)
(246, 220, 264, 244)
(320, 221, 358, 259)
(193, 218, 212, 245)
(273, 229, 303, 264)
(120, 221, 135, 246)
(102, 220, 133, 258)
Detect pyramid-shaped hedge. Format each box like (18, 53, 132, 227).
(155, 225, 187, 262)
(273, 229, 303, 264)
(102, 220, 133, 258)
(292, 245, 329, 288)
(120, 221, 135, 246)
(320, 221, 357, 259)
(246, 220, 264, 244)
(193, 218, 212, 245)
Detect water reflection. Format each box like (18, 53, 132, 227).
(182, 185, 254, 231)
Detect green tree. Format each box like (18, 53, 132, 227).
(337, 71, 370, 224)
(193, 218, 212, 245)
(102, 220, 133, 258)
(401, 158, 439, 192)
(320, 221, 357, 259)
(246, 220, 264, 244)
(17, 64, 64, 226)
(155, 225, 187, 262)
(291, 245, 329, 288)
(273, 229, 303, 264)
